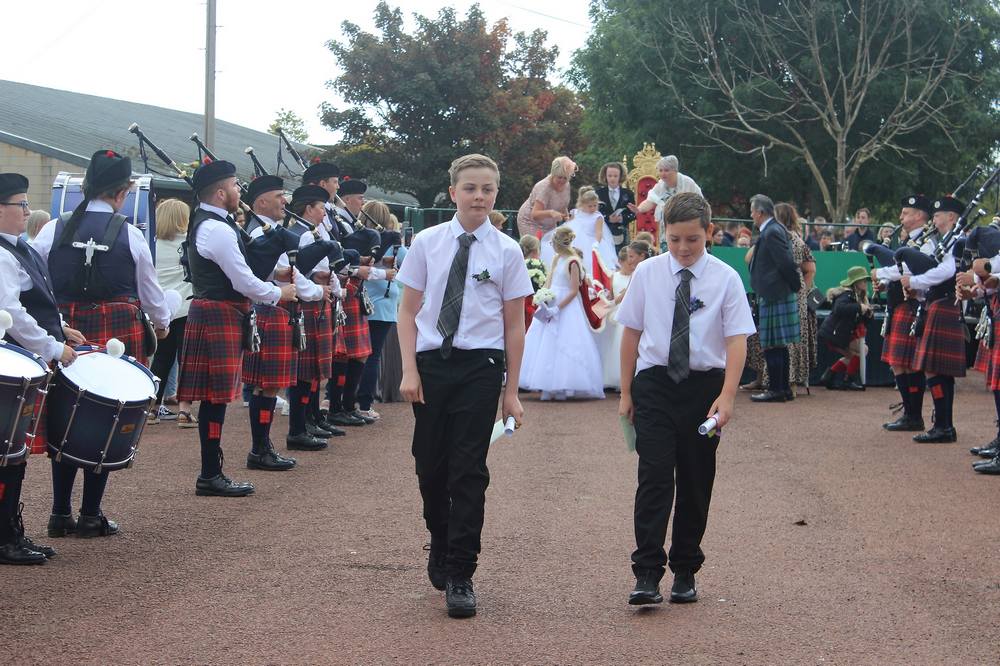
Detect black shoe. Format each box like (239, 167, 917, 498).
(305, 420, 333, 439)
(327, 411, 366, 427)
(670, 571, 698, 603)
(820, 368, 836, 389)
(971, 437, 1000, 457)
(76, 513, 119, 538)
(195, 474, 255, 497)
(307, 415, 345, 437)
(0, 541, 46, 565)
(628, 572, 663, 605)
(286, 432, 329, 451)
(13, 505, 55, 558)
(445, 577, 477, 618)
(973, 455, 1000, 474)
(842, 375, 865, 391)
(784, 389, 795, 401)
(913, 427, 957, 443)
(247, 449, 297, 471)
(750, 390, 786, 403)
(883, 415, 925, 432)
(351, 409, 377, 425)
(47, 513, 77, 538)
(425, 539, 447, 591)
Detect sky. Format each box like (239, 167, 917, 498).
(1, 0, 595, 146)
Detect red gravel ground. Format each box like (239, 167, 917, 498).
(4, 378, 1000, 664)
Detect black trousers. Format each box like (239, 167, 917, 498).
(150, 317, 187, 401)
(357, 320, 394, 411)
(412, 348, 504, 578)
(632, 366, 725, 579)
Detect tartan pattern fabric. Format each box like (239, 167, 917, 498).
(296, 300, 334, 382)
(974, 341, 991, 374)
(436, 233, 476, 357)
(242, 303, 297, 390)
(333, 279, 372, 361)
(758, 293, 801, 349)
(60, 297, 148, 365)
(177, 299, 249, 403)
(913, 299, 967, 377)
(880, 301, 919, 368)
(666, 269, 693, 382)
(25, 388, 48, 455)
(989, 313, 1000, 390)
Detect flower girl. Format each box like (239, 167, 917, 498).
(600, 240, 653, 389)
(520, 226, 605, 400)
(539, 187, 619, 271)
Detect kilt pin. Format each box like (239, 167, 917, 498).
(242, 303, 298, 390)
(913, 299, 967, 378)
(177, 298, 250, 404)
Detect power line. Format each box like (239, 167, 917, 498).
(495, 1, 590, 28)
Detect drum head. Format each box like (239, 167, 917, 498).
(61, 351, 155, 402)
(0, 342, 48, 380)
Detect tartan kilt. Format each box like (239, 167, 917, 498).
(333, 283, 372, 361)
(296, 300, 334, 382)
(242, 303, 297, 390)
(177, 299, 249, 403)
(990, 320, 1000, 390)
(974, 341, 991, 374)
(881, 301, 919, 368)
(913, 300, 967, 377)
(758, 293, 800, 349)
(60, 297, 148, 366)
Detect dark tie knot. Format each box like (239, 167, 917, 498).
(459, 233, 476, 249)
(678, 268, 693, 282)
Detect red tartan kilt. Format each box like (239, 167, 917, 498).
(242, 303, 297, 390)
(333, 289, 372, 361)
(880, 302, 919, 368)
(60, 298, 148, 366)
(296, 300, 334, 382)
(974, 342, 991, 374)
(990, 316, 1000, 390)
(177, 299, 248, 403)
(913, 300, 967, 377)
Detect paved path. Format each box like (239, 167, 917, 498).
(5, 379, 999, 664)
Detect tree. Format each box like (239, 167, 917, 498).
(322, 2, 586, 208)
(572, 0, 1000, 222)
(269, 108, 309, 143)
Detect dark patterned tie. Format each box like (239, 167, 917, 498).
(666, 268, 693, 383)
(436, 233, 476, 358)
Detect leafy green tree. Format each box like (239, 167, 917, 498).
(268, 108, 309, 143)
(572, 0, 1000, 223)
(322, 2, 586, 208)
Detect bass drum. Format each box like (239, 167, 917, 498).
(46, 346, 158, 472)
(0, 341, 51, 466)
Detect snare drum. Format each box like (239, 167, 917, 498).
(46, 346, 158, 472)
(0, 341, 51, 466)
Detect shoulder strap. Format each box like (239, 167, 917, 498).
(100, 213, 129, 251)
(56, 210, 79, 249)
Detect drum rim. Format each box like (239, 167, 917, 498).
(0, 340, 49, 380)
(56, 345, 157, 403)
(45, 446, 135, 470)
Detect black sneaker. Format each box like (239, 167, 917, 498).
(669, 571, 698, 603)
(424, 539, 447, 591)
(628, 571, 663, 605)
(445, 577, 477, 618)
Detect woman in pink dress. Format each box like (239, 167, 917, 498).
(516, 156, 576, 237)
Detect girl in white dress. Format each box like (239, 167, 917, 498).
(599, 240, 653, 389)
(539, 187, 619, 272)
(520, 226, 605, 400)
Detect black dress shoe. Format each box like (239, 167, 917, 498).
(670, 571, 698, 603)
(327, 410, 366, 427)
(425, 539, 447, 591)
(820, 368, 836, 389)
(12, 506, 55, 558)
(883, 415, 925, 432)
(971, 437, 1000, 457)
(47, 513, 77, 538)
(307, 415, 345, 437)
(913, 427, 957, 443)
(195, 474, 255, 497)
(750, 390, 786, 403)
(0, 541, 47, 565)
(445, 577, 477, 618)
(286, 432, 329, 451)
(247, 449, 297, 471)
(842, 375, 865, 391)
(76, 513, 120, 538)
(351, 409, 377, 425)
(628, 572, 663, 605)
(973, 455, 1000, 474)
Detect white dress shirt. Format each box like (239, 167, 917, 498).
(609, 186, 621, 211)
(249, 218, 322, 303)
(617, 251, 756, 374)
(190, 203, 280, 305)
(0, 232, 64, 362)
(874, 236, 938, 299)
(397, 216, 534, 352)
(31, 200, 171, 328)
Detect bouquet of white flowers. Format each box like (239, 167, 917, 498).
(532, 287, 555, 306)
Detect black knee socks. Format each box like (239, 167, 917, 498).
(908, 372, 926, 419)
(288, 381, 311, 436)
(248, 394, 277, 454)
(50, 458, 77, 515)
(341, 360, 365, 413)
(927, 375, 955, 429)
(198, 401, 228, 478)
(0, 464, 26, 542)
(329, 363, 347, 411)
(80, 469, 110, 517)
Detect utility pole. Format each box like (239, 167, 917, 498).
(204, 0, 217, 151)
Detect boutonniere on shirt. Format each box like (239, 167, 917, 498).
(689, 297, 706, 314)
(472, 268, 492, 283)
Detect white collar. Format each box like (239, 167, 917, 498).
(86, 200, 115, 214)
(199, 202, 231, 219)
(668, 251, 709, 279)
(0, 231, 19, 244)
(447, 215, 493, 242)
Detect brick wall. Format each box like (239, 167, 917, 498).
(0, 142, 81, 213)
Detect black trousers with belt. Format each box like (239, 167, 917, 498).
(412, 348, 504, 579)
(631, 365, 725, 580)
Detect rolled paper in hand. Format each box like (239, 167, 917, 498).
(0, 309, 12, 338)
(504, 416, 516, 436)
(106, 338, 126, 359)
(698, 415, 719, 437)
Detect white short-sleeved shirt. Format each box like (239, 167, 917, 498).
(396, 216, 534, 352)
(617, 251, 756, 374)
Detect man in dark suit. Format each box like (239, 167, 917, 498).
(748, 194, 801, 403)
(595, 162, 636, 254)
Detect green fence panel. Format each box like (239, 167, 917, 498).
(710, 246, 869, 296)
